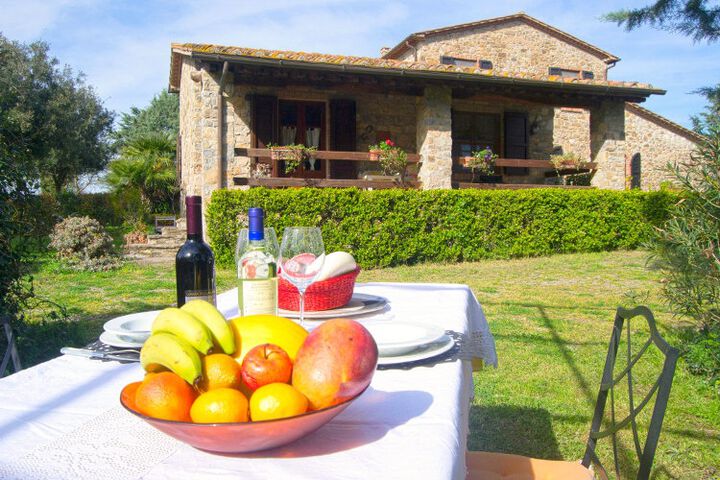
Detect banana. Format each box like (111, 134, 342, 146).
(151, 307, 214, 354)
(180, 300, 236, 355)
(140, 332, 202, 385)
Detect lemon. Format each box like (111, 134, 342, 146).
(249, 383, 309, 421)
(229, 314, 308, 363)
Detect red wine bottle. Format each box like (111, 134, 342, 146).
(176, 196, 216, 307)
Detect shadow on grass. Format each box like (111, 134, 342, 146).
(468, 405, 564, 459)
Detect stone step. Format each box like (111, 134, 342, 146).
(159, 226, 186, 236)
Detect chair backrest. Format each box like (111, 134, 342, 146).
(582, 306, 679, 480)
(1, 315, 22, 377)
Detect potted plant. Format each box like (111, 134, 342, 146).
(463, 147, 499, 182)
(268, 144, 317, 174)
(368, 139, 408, 177)
(550, 152, 585, 171)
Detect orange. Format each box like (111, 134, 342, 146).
(190, 388, 249, 423)
(197, 353, 243, 392)
(135, 371, 197, 422)
(249, 383, 309, 421)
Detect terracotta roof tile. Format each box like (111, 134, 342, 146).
(170, 43, 657, 94)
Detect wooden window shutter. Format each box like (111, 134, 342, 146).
(330, 99, 356, 151)
(252, 95, 278, 148)
(329, 99, 357, 179)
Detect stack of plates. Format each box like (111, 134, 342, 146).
(101, 311, 158, 348)
(362, 321, 455, 366)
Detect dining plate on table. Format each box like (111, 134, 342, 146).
(102, 310, 158, 342)
(99, 331, 145, 349)
(363, 321, 447, 357)
(279, 293, 387, 319)
(376, 334, 455, 366)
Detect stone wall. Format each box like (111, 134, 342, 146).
(624, 106, 699, 190)
(396, 19, 608, 80)
(590, 100, 626, 189)
(355, 92, 416, 152)
(178, 57, 204, 199)
(417, 86, 453, 189)
(553, 107, 591, 161)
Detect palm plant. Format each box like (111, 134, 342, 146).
(106, 132, 178, 215)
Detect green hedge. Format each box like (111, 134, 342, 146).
(207, 188, 678, 268)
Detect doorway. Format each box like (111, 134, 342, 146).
(278, 100, 326, 178)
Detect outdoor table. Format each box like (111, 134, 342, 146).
(0, 283, 497, 480)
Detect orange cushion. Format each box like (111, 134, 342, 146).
(466, 451, 594, 480)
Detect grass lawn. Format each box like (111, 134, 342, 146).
(25, 250, 720, 478)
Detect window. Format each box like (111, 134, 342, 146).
(440, 56, 493, 69)
(549, 67, 595, 79)
(630, 153, 641, 189)
(452, 111, 501, 168)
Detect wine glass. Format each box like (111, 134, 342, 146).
(279, 227, 325, 326)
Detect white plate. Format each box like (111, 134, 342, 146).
(377, 335, 455, 366)
(103, 311, 159, 342)
(279, 293, 387, 319)
(99, 331, 145, 349)
(363, 321, 447, 356)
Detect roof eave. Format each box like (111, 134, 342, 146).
(189, 51, 663, 100)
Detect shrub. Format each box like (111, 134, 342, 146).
(207, 188, 677, 269)
(650, 122, 720, 329)
(49, 216, 121, 271)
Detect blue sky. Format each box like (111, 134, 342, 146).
(1, 0, 718, 128)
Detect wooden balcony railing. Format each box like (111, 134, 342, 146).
(235, 148, 421, 163)
(455, 157, 597, 170)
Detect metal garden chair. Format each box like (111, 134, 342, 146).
(1, 315, 22, 377)
(466, 306, 680, 480)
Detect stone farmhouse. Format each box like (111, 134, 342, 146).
(169, 13, 703, 205)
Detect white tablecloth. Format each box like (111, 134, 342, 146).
(0, 283, 496, 480)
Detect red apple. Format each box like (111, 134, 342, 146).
(292, 318, 378, 410)
(241, 343, 293, 391)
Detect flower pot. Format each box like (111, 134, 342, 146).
(270, 148, 302, 162)
(368, 150, 382, 162)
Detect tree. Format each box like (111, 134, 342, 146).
(41, 67, 114, 195)
(0, 34, 113, 195)
(691, 83, 720, 135)
(113, 90, 179, 148)
(106, 132, 178, 215)
(604, 0, 720, 42)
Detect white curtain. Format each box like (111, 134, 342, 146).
(281, 126, 296, 146)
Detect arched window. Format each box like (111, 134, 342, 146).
(630, 153, 641, 189)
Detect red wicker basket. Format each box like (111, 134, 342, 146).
(278, 266, 360, 311)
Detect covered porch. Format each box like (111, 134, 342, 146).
(170, 44, 662, 195)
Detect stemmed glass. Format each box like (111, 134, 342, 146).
(278, 227, 325, 326)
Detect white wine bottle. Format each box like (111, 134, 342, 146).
(237, 208, 278, 316)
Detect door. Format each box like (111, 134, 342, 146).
(330, 99, 357, 179)
(278, 100, 326, 179)
(503, 112, 529, 176)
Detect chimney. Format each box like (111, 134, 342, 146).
(380, 46, 390, 57)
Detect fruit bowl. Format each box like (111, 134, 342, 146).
(279, 266, 361, 311)
(120, 383, 368, 454)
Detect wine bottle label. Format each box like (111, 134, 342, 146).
(185, 289, 216, 306)
(241, 278, 278, 316)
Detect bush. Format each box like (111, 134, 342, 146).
(49, 216, 121, 271)
(207, 188, 677, 268)
(650, 122, 720, 329)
